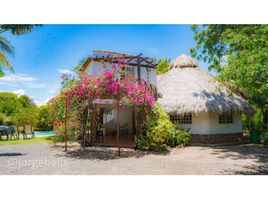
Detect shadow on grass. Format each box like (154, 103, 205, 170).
(63, 147, 169, 161)
(209, 144, 268, 175)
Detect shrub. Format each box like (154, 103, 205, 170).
(260, 132, 268, 145)
(135, 135, 150, 150)
(167, 129, 191, 147)
(52, 131, 78, 143)
(135, 104, 191, 150)
(0, 113, 6, 125)
(36, 105, 54, 131)
(12, 108, 38, 126)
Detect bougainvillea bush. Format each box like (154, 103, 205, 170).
(49, 59, 155, 141)
(50, 56, 191, 148)
(62, 65, 155, 109)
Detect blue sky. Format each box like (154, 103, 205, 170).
(0, 25, 208, 105)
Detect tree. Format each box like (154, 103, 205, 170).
(156, 59, 170, 75)
(190, 25, 268, 129)
(0, 92, 20, 116)
(18, 95, 36, 108)
(0, 24, 41, 76)
(0, 25, 41, 35)
(0, 112, 6, 125)
(12, 107, 38, 127)
(0, 35, 14, 76)
(0, 92, 36, 116)
(37, 105, 54, 130)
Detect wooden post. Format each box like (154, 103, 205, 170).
(116, 106, 120, 156)
(64, 97, 68, 152)
(83, 105, 89, 148)
(132, 106, 136, 138)
(91, 104, 97, 144)
(137, 57, 141, 81)
(116, 87, 121, 156)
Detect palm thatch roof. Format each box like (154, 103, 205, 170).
(157, 54, 254, 115)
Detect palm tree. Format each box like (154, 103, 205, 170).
(0, 24, 41, 76)
(0, 24, 41, 35)
(0, 35, 14, 76)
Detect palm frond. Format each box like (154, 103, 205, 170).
(0, 24, 42, 35)
(0, 51, 14, 73)
(0, 36, 14, 56)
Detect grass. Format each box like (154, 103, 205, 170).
(0, 136, 53, 146)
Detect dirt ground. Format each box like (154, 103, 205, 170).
(0, 143, 267, 175)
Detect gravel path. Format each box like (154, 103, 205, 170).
(0, 143, 267, 175)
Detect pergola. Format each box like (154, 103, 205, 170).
(79, 49, 157, 80)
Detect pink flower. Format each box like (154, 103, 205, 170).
(118, 105, 125, 110)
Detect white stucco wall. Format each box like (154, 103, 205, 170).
(179, 112, 210, 134)
(86, 61, 157, 86)
(208, 112, 242, 134)
(179, 112, 242, 135)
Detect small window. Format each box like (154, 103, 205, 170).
(125, 66, 134, 79)
(219, 112, 233, 124)
(103, 109, 114, 123)
(121, 66, 134, 80)
(170, 113, 192, 124)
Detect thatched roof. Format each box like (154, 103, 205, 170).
(170, 54, 199, 69)
(157, 55, 254, 115)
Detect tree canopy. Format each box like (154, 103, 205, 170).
(36, 105, 54, 131)
(0, 92, 24, 116)
(156, 59, 170, 75)
(190, 24, 268, 129)
(0, 25, 41, 35)
(0, 92, 54, 129)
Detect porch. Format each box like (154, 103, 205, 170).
(84, 103, 136, 148)
(94, 132, 135, 148)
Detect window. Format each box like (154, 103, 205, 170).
(120, 66, 134, 80)
(170, 113, 192, 124)
(103, 109, 114, 123)
(219, 112, 233, 124)
(125, 66, 135, 79)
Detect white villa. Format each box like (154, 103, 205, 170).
(79, 50, 253, 144)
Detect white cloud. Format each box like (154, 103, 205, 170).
(148, 47, 158, 55)
(48, 83, 60, 94)
(0, 73, 46, 89)
(58, 69, 73, 74)
(0, 89, 26, 96)
(12, 89, 26, 96)
(25, 82, 46, 88)
(0, 82, 17, 87)
(0, 74, 36, 82)
(48, 88, 57, 94)
(33, 96, 53, 106)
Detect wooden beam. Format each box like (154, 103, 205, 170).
(92, 57, 157, 68)
(126, 53, 143, 62)
(79, 57, 93, 72)
(64, 97, 68, 152)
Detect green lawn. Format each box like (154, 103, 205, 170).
(0, 136, 53, 146)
